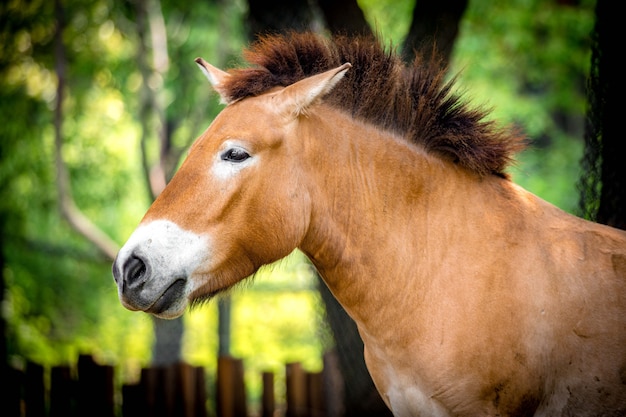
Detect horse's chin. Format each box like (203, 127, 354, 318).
(145, 279, 188, 319)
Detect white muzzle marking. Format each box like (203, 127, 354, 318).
(112, 219, 209, 318)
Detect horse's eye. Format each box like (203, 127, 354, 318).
(221, 148, 250, 162)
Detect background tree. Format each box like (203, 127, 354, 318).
(401, 0, 467, 62)
(50, 0, 184, 366)
(51, 0, 247, 367)
(578, 0, 624, 230)
(130, 0, 186, 367)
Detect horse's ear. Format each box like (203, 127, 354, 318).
(195, 57, 232, 104)
(278, 63, 352, 116)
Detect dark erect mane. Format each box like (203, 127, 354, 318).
(220, 32, 526, 177)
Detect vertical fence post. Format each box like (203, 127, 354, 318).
(141, 366, 163, 417)
(285, 362, 307, 417)
(5, 366, 24, 417)
(77, 355, 115, 417)
(172, 362, 207, 417)
(217, 356, 247, 417)
(194, 366, 208, 417)
(322, 351, 343, 417)
(261, 371, 274, 417)
(121, 382, 144, 417)
(140, 367, 155, 417)
(306, 371, 325, 417)
(232, 359, 246, 417)
(162, 364, 178, 417)
(175, 362, 192, 417)
(50, 365, 73, 417)
(25, 361, 45, 417)
(217, 356, 235, 417)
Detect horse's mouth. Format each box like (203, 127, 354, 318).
(146, 278, 187, 316)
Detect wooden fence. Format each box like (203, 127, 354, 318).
(4, 353, 343, 417)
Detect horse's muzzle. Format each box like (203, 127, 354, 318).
(111, 219, 209, 319)
(112, 251, 189, 318)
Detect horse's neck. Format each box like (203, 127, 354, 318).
(298, 107, 475, 325)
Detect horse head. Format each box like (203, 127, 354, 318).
(112, 61, 350, 318)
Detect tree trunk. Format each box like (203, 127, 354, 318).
(53, 0, 119, 261)
(218, 297, 232, 357)
(134, 0, 185, 366)
(317, 274, 392, 416)
(401, 0, 468, 63)
(579, 0, 625, 230)
(245, 0, 315, 39)
(151, 316, 184, 366)
(0, 216, 6, 372)
(317, 0, 372, 36)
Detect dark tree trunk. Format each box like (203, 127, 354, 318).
(401, 0, 468, 63)
(578, 0, 625, 230)
(0, 216, 6, 373)
(317, 0, 373, 36)
(317, 274, 393, 416)
(245, 0, 315, 39)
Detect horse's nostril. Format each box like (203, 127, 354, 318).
(124, 255, 147, 287)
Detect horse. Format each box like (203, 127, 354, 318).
(112, 32, 626, 416)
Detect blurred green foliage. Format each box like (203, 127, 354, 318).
(450, 0, 595, 211)
(1, 0, 595, 407)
